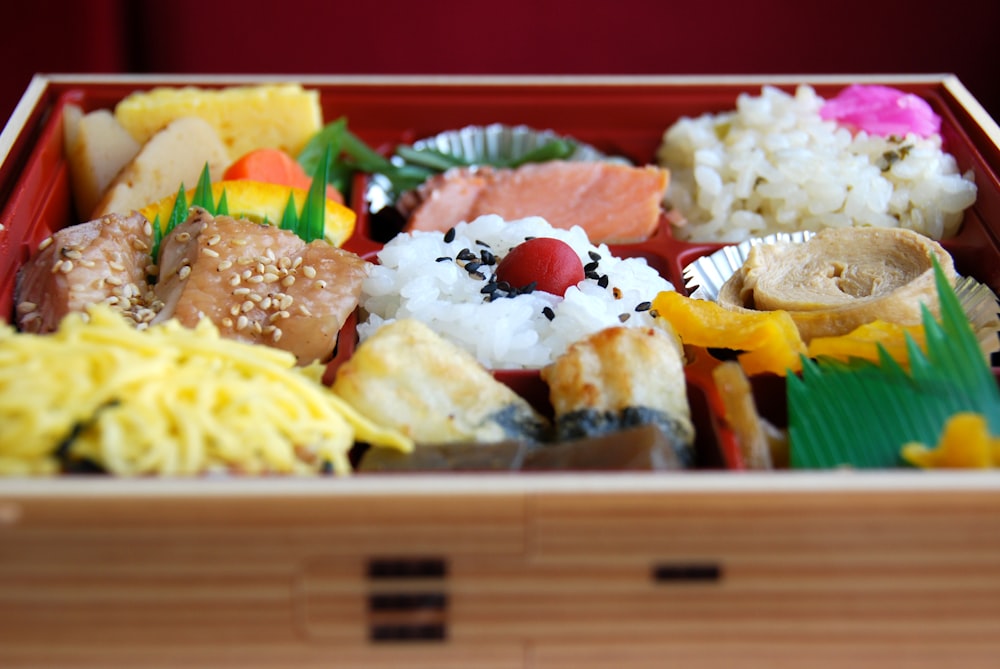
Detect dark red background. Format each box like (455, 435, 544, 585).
(4, 0, 999, 128)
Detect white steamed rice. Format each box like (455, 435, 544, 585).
(657, 85, 978, 243)
(357, 215, 675, 370)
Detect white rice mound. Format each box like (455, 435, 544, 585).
(358, 215, 675, 370)
(657, 85, 978, 243)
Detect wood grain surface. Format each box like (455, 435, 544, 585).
(1, 475, 998, 667)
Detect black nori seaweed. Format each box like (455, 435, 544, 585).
(522, 424, 687, 471)
(55, 400, 119, 473)
(488, 403, 551, 442)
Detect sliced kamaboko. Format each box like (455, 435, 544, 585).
(403, 160, 670, 244)
(14, 212, 157, 333)
(152, 209, 368, 365)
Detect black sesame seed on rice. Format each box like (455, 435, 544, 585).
(588, 250, 601, 261)
(443, 227, 456, 243)
(465, 261, 482, 274)
(469, 270, 487, 280)
(635, 301, 652, 312)
(583, 261, 599, 273)
(597, 275, 609, 288)
(480, 249, 496, 265)
(475, 239, 491, 248)
(619, 313, 631, 323)
(542, 306, 555, 321)
(435, 256, 451, 262)
(457, 248, 477, 261)
(585, 270, 600, 280)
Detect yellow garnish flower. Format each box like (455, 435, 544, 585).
(901, 413, 1000, 469)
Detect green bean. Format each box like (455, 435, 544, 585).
(394, 144, 472, 171)
(499, 138, 577, 168)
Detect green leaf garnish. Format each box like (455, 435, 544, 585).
(788, 258, 1000, 469)
(280, 193, 299, 236)
(150, 212, 163, 273)
(150, 182, 189, 261)
(190, 163, 215, 211)
(167, 183, 189, 231)
(275, 145, 330, 243)
(297, 117, 578, 205)
(300, 146, 330, 243)
(216, 189, 229, 216)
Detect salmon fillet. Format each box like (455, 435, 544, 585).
(152, 209, 368, 364)
(14, 212, 157, 333)
(403, 161, 669, 244)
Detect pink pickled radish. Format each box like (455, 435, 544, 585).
(820, 84, 941, 138)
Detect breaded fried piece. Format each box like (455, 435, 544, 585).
(332, 319, 550, 444)
(541, 326, 695, 466)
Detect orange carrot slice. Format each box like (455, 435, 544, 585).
(223, 148, 343, 204)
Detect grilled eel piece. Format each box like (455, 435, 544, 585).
(332, 318, 550, 444)
(541, 325, 695, 467)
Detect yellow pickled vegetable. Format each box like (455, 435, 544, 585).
(901, 413, 1000, 469)
(652, 291, 806, 376)
(806, 320, 926, 365)
(139, 179, 356, 248)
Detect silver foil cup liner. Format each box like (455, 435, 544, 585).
(683, 231, 815, 301)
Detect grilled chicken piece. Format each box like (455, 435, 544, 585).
(541, 325, 695, 466)
(14, 212, 157, 333)
(403, 160, 669, 244)
(152, 208, 368, 364)
(332, 318, 550, 444)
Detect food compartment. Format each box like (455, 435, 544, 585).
(2, 76, 999, 479)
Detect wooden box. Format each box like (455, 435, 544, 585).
(1, 74, 1000, 668)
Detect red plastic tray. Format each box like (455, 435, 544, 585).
(3, 75, 1000, 474)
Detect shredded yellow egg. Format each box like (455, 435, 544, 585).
(0, 305, 412, 476)
(901, 413, 1000, 469)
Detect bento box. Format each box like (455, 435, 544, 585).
(1, 74, 1000, 669)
